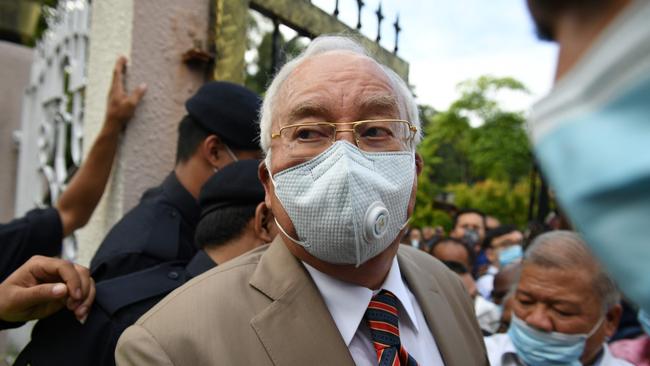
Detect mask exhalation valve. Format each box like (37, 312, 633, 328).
(364, 201, 390, 243)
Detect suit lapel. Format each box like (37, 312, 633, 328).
(249, 237, 355, 366)
(397, 249, 472, 366)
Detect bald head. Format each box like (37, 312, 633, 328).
(525, 231, 619, 310)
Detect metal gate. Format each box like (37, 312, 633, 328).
(214, 0, 409, 87)
(14, 0, 91, 260)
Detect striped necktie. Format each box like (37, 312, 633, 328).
(365, 289, 419, 366)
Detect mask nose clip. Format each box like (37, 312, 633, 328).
(364, 201, 389, 243)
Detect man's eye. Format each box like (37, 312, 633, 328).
(553, 307, 577, 317)
(516, 295, 534, 306)
(294, 127, 329, 141)
(362, 126, 392, 138)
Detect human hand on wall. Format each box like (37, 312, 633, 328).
(104, 56, 147, 131)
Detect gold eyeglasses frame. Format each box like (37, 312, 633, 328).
(270, 119, 418, 148)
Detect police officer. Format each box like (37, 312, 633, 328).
(14, 160, 275, 366)
(0, 57, 145, 328)
(90, 82, 263, 282)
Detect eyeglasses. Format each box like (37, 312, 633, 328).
(271, 119, 417, 159)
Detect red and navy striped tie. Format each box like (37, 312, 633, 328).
(365, 289, 419, 366)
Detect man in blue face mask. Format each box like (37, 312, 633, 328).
(484, 231, 631, 366)
(476, 225, 525, 300)
(525, 0, 650, 316)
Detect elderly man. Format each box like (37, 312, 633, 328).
(115, 35, 487, 366)
(485, 231, 631, 365)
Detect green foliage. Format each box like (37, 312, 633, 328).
(447, 179, 530, 228)
(414, 76, 533, 229)
(245, 27, 307, 95)
(469, 111, 532, 183)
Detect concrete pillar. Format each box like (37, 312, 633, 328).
(76, 0, 211, 266)
(0, 41, 32, 223)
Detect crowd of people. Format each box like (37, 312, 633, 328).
(1, 0, 650, 365)
(405, 208, 648, 365)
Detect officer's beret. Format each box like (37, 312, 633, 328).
(185, 81, 261, 150)
(198, 159, 264, 219)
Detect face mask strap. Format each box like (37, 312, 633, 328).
(224, 144, 239, 162)
(586, 315, 605, 338)
(273, 217, 310, 248)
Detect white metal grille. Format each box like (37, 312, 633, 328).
(15, 0, 91, 260)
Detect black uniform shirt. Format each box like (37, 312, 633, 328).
(90, 172, 200, 282)
(14, 250, 217, 366)
(0, 207, 63, 330)
(0, 207, 63, 282)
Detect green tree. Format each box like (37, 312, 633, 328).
(245, 30, 308, 95)
(413, 76, 533, 229)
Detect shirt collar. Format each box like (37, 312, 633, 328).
(303, 257, 419, 347)
(186, 250, 217, 278)
(594, 344, 618, 366)
(161, 172, 200, 227)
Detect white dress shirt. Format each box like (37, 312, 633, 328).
(484, 333, 634, 366)
(476, 265, 498, 300)
(304, 258, 445, 366)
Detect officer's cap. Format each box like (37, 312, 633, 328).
(185, 81, 261, 150)
(198, 160, 264, 219)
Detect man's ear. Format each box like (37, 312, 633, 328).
(201, 135, 222, 167)
(258, 160, 273, 209)
(415, 153, 424, 176)
(254, 202, 274, 243)
(604, 303, 622, 338)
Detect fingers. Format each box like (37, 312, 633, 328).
(104, 56, 146, 127)
(66, 264, 89, 309)
(39, 258, 84, 302)
(74, 277, 95, 323)
(111, 55, 128, 94)
(0, 256, 95, 323)
(14, 282, 68, 308)
(128, 83, 147, 105)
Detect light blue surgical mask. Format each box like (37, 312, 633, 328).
(508, 314, 603, 366)
(498, 244, 523, 267)
(528, 1, 650, 315)
(638, 310, 650, 336)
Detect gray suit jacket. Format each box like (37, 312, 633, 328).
(115, 237, 488, 365)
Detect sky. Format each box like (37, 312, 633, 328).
(311, 0, 559, 113)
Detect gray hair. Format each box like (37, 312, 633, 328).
(524, 230, 620, 312)
(258, 35, 422, 165)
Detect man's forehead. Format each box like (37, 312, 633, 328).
(274, 52, 398, 123)
(519, 263, 592, 298)
(459, 213, 483, 224)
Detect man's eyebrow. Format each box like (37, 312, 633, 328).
(287, 101, 331, 123)
(358, 94, 400, 116)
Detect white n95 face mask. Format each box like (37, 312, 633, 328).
(269, 141, 415, 266)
